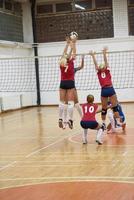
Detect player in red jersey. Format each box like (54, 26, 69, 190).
(62, 55, 84, 129)
(80, 94, 105, 145)
(89, 47, 122, 129)
(58, 36, 77, 129)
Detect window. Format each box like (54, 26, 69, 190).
(75, 0, 92, 11)
(37, 4, 53, 14)
(56, 2, 72, 12)
(95, 0, 112, 8)
(128, 0, 134, 35)
(128, 0, 134, 5)
(0, 0, 3, 8)
(5, 0, 12, 11)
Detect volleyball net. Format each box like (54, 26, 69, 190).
(0, 50, 134, 93)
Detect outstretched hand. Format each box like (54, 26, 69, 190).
(102, 46, 108, 53)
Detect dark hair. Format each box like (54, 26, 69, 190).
(87, 94, 94, 103)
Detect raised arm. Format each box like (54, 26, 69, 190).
(96, 105, 102, 113)
(75, 55, 85, 72)
(102, 47, 109, 67)
(62, 36, 70, 56)
(69, 40, 77, 59)
(89, 51, 98, 70)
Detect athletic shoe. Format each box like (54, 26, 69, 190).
(96, 140, 103, 145)
(58, 119, 63, 128)
(83, 137, 88, 144)
(107, 128, 116, 134)
(68, 119, 73, 129)
(122, 123, 126, 131)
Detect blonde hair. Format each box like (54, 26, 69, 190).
(98, 64, 105, 69)
(59, 54, 68, 67)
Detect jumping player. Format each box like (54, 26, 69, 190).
(80, 94, 105, 145)
(58, 36, 77, 129)
(62, 55, 84, 129)
(89, 47, 122, 129)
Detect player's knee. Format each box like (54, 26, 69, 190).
(59, 101, 65, 108)
(68, 101, 74, 109)
(101, 108, 107, 116)
(112, 105, 119, 113)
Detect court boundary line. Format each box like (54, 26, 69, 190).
(1, 176, 134, 181)
(0, 179, 134, 190)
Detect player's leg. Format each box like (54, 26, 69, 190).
(62, 102, 68, 129)
(107, 110, 116, 133)
(80, 121, 89, 144)
(101, 96, 108, 129)
(96, 123, 105, 145)
(59, 88, 66, 128)
(82, 129, 88, 144)
(110, 94, 122, 125)
(67, 88, 75, 129)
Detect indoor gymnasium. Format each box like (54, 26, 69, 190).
(0, 0, 134, 199)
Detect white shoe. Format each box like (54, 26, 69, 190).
(107, 128, 116, 134)
(83, 137, 87, 144)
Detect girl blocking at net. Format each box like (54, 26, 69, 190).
(58, 35, 77, 129)
(80, 94, 105, 145)
(89, 47, 122, 129)
(62, 55, 84, 129)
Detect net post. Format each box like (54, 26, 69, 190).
(31, 0, 41, 106)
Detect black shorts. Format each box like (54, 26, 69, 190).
(80, 121, 99, 129)
(60, 80, 75, 89)
(101, 87, 116, 97)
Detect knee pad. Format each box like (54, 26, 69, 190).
(112, 105, 119, 113)
(101, 108, 107, 116)
(68, 101, 74, 109)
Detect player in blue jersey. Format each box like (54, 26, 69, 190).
(107, 102, 126, 133)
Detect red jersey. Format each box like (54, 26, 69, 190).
(97, 67, 112, 88)
(81, 103, 98, 121)
(60, 58, 75, 81)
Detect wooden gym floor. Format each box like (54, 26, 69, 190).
(0, 103, 134, 200)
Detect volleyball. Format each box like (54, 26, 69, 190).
(70, 31, 78, 40)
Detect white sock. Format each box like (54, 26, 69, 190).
(68, 101, 74, 120)
(63, 104, 68, 123)
(96, 128, 104, 143)
(59, 102, 65, 119)
(75, 103, 83, 117)
(108, 111, 115, 130)
(83, 129, 88, 143)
